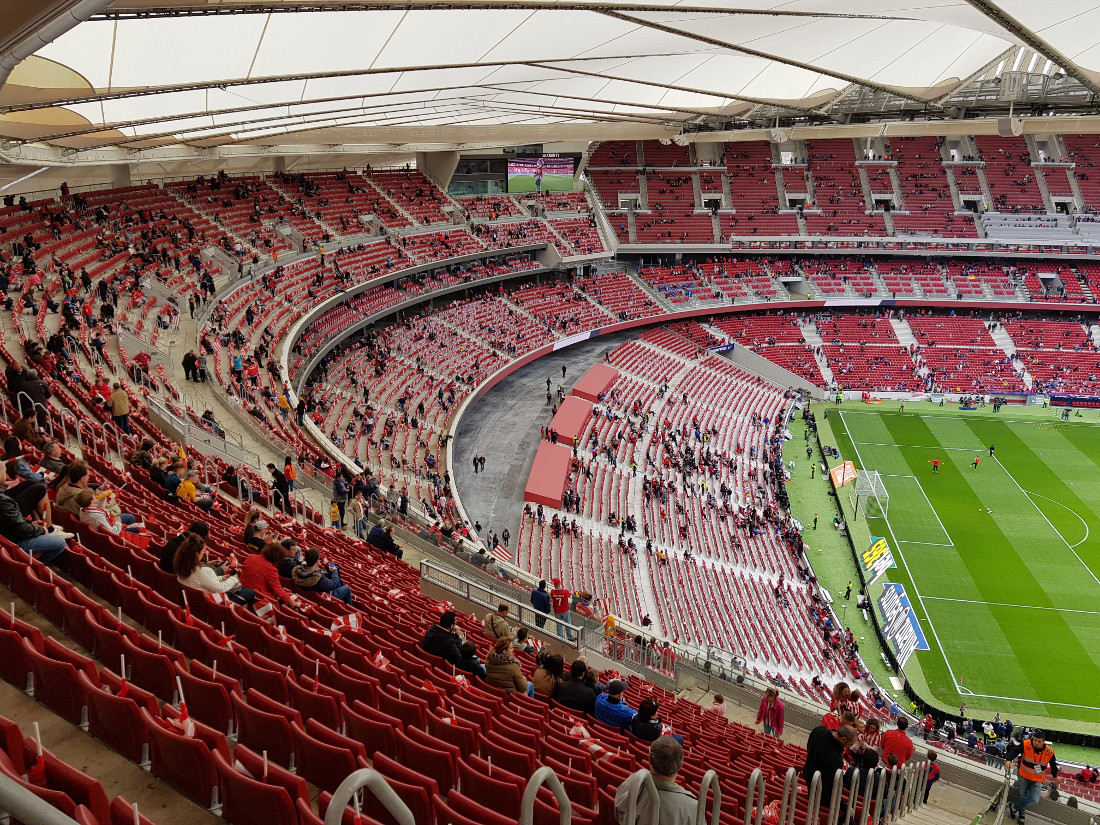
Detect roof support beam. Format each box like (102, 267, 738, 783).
(599, 9, 940, 109)
(962, 0, 1100, 96)
(0, 0, 116, 89)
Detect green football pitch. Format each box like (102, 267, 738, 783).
(832, 408, 1100, 728)
(507, 173, 574, 194)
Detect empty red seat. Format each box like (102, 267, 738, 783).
(214, 749, 298, 825)
(291, 721, 357, 794)
(232, 692, 296, 769)
(141, 706, 226, 810)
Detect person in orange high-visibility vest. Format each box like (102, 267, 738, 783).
(283, 456, 297, 492)
(1005, 730, 1058, 822)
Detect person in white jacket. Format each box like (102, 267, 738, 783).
(174, 533, 253, 604)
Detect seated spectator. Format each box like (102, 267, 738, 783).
(512, 628, 535, 654)
(158, 522, 211, 574)
(12, 414, 45, 448)
(631, 698, 683, 745)
(455, 641, 486, 681)
(614, 736, 697, 824)
(595, 680, 637, 730)
(38, 441, 66, 475)
(482, 603, 513, 640)
(0, 461, 69, 564)
(532, 652, 564, 696)
(176, 469, 214, 512)
(174, 532, 253, 605)
(4, 437, 43, 483)
(553, 660, 597, 715)
(421, 609, 464, 666)
(367, 520, 403, 559)
(292, 547, 353, 604)
(704, 694, 727, 722)
(1079, 765, 1096, 783)
(243, 511, 272, 552)
(277, 537, 301, 576)
(240, 541, 299, 607)
(55, 463, 139, 534)
(222, 465, 259, 501)
(128, 438, 156, 472)
(148, 456, 171, 488)
(162, 461, 185, 495)
(485, 635, 533, 696)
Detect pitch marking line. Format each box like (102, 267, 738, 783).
(853, 441, 977, 451)
(923, 595, 1100, 618)
(1024, 490, 1090, 549)
(866, 474, 954, 547)
(993, 456, 1100, 588)
(838, 411, 966, 697)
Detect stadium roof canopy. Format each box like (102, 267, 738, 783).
(3, 0, 1100, 163)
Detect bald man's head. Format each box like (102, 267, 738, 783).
(836, 725, 859, 746)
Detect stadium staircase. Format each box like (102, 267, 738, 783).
(798, 321, 836, 386)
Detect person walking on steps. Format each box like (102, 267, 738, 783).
(1005, 729, 1058, 823)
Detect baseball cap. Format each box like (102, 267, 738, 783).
(253, 520, 269, 531)
(552, 577, 562, 587)
(607, 679, 627, 695)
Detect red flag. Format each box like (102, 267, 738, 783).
(184, 605, 194, 627)
(28, 751, 46, 785)
(117, 679, 130, 699)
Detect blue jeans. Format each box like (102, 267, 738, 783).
(229, 587, 256, 606)
(526, 682, 535, 697)
(20, 534, 66, 565)
(555, 610, 575, 641)
(331, 585, 353, 604)
(1013, 776, 1043, 815)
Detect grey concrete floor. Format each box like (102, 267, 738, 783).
(451, 332, 638, 541)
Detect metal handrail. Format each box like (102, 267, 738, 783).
(324, 769, 413, 825)
(616, 769, 661, 825)
(0, 773, 82, 825)
(697, 769, 721, 825)
(777, 767, 800, 825)
(518, 767, 571, 825)
(745, 767, 766, 825)
(825, 768, 846, 825)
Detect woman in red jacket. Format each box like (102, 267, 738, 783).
(240, 541, 297, 605)
(756, 687, 785, 739)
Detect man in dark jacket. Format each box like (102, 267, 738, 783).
(158, 521, 210, 573)
(530, 579, 551, 628)
(266, 463, 290, 513)
(292, 548, 352, 604)
(0, 462, 67, 564)
(421, 610, 463, 666)
(367, 521, 403, 559)
(552, 659, 597, 715)
(803, 724, 859, 802)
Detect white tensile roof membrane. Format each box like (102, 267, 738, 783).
(0, 1, 1096, 148)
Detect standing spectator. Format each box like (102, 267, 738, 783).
(283, 456, 296, 492)
(881, 718, 915, 766)
(0, 462, 68, 564)
(106, 383, 131, 434)
(421, 610, 464, 666)
(614, 736, 697, 825)
(482, 603, 513, 640)
(549, 577, 574, 640)
(240, 542, 299, 607)
(366, 521, 403, 559)
(530, 579, 551, 628)
(332, 474, 349, 525)
(1005, 730, 1058, 823)
(924, 752, 941, 804)
(553, 660, 596, 715)
(595, 679, 636, 729)
(803, 724, 859, 803)
(292, 548, 353, 604)
(266, 463, 290, 513)
(756, 687, 786, 739)
(348, 492, 368, 539)
(485, 636, 532, 696)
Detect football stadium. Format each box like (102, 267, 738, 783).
(4, 2, 1100, 824)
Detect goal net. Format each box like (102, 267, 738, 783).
(853, 470, 889, 519)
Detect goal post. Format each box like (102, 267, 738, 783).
(854, 470, 889, 519)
